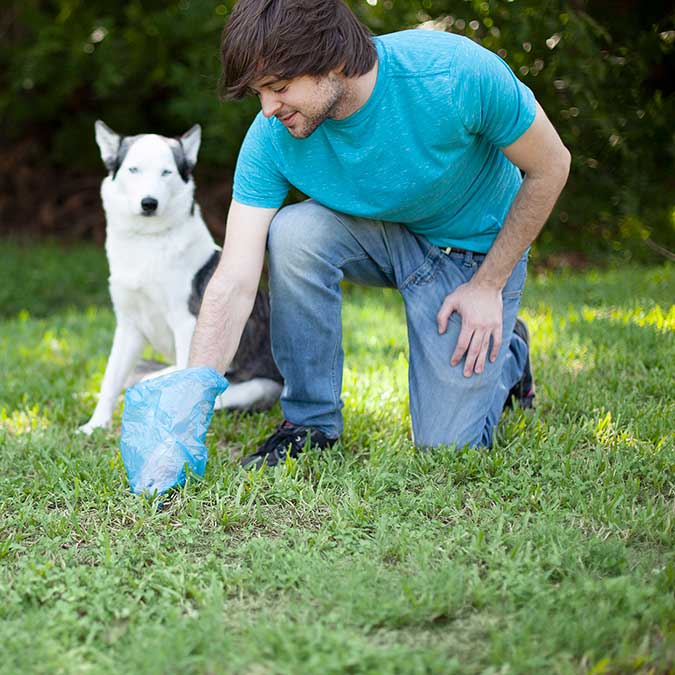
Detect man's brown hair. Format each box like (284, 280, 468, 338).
(219, 0, 377, 100)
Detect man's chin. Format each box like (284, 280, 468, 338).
(286, 118, 323, 139)
(288, 128, 311, 139)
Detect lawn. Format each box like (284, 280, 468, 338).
(0, 239, 673, 674)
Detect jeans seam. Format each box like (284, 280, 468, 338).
(332, 211, 398, 282)
(330, 321, 341, 437)
(334, 253, 394, 283)
(330, 254, 367, 437)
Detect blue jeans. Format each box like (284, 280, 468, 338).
(267, 200, 528, 448)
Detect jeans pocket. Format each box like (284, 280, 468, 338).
(401, 248, 442, 289)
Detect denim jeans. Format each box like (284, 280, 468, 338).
(267, 200, 528, 448)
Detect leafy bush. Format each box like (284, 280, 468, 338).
(1, 0, 673, 257)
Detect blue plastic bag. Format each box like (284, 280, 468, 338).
(120, 367, 228, 495)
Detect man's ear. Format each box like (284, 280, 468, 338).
(95, 120, 122, 172)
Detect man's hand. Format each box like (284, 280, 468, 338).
(436, 281, 503, 377)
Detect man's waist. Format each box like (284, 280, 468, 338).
(442, 245, 484, 255)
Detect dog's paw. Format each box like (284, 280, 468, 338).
(78, 420, 110, 435)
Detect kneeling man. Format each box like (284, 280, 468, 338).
(189, 0, 571, 468)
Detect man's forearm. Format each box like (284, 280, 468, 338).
(187, 200, 275, 372)
(474, 145, 571, 290)
(436, 103, 569, 375)
(188, 275, 257, 373)
(473, 162, 570, 290)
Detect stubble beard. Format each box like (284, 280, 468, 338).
(288, 74, 349, 139)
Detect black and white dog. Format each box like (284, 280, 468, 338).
(79, 121, 282, 434)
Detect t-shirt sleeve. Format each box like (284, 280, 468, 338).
(232, 113, 291, 208)
(455, 38, 536, 148)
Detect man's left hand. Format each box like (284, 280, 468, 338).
(436, 281, 503, 377)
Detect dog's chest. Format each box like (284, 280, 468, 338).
(106, 239, 198, 358)
(109, 243, 189, 304)
(113, 273, 181, 316)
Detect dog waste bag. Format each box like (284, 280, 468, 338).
(120, 367, 228, 495)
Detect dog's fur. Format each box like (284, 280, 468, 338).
(79, 121, 282, 434)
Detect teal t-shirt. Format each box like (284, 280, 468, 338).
(233, 30, 536, 253)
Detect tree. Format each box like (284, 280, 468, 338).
(1, 0, 673, 257)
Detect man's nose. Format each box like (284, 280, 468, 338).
(260, 91, 282, 118)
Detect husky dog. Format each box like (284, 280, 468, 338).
(79, 121, 282, 434)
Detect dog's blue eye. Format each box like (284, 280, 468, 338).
(161, 169, 172, 176)
(128, 167, 139, 174)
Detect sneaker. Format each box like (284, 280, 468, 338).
(240, 421, 338, 470)
(504, 317, 536, 410)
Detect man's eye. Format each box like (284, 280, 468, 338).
(273, 85, 288, 94)
(128, 167, 139, 174)
(161, 169, 172, 176)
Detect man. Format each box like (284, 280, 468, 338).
(189, 0, 570, 469)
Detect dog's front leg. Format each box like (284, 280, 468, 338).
(79, 321, 146, 434)
(172, 315, 197, 370)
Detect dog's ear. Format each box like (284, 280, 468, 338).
(95, 120, 122, 173)
(180, 124, 201, 166)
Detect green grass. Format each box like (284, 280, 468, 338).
(0, 239, 673, 674)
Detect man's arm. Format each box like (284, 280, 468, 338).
(188, 199, 277, 372)
(437, 102, 571, 376)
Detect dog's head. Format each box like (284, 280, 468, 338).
(95, 121, 201, 221)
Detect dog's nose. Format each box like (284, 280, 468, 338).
(141, 197, 158, 213)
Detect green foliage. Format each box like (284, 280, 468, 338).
(349, 0, 675, 256)
(0, 1, 673, 255)
(1, 241, 674, 672)
(0, 0, 256, 166)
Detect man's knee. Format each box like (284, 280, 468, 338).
(413, 418, 489, 452)
(409, 367, 501, 451)
(268, 201, 336, 263)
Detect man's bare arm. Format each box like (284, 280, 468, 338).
(188, 199, 277, 372)
(473, 102, 571, 288)
(437, 102, 571, 376)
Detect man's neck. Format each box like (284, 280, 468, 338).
(332, 56, 379, 120)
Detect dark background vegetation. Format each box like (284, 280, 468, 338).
(1, 0, 673, 263)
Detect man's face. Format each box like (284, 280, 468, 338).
(251, 71, 346, 139)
